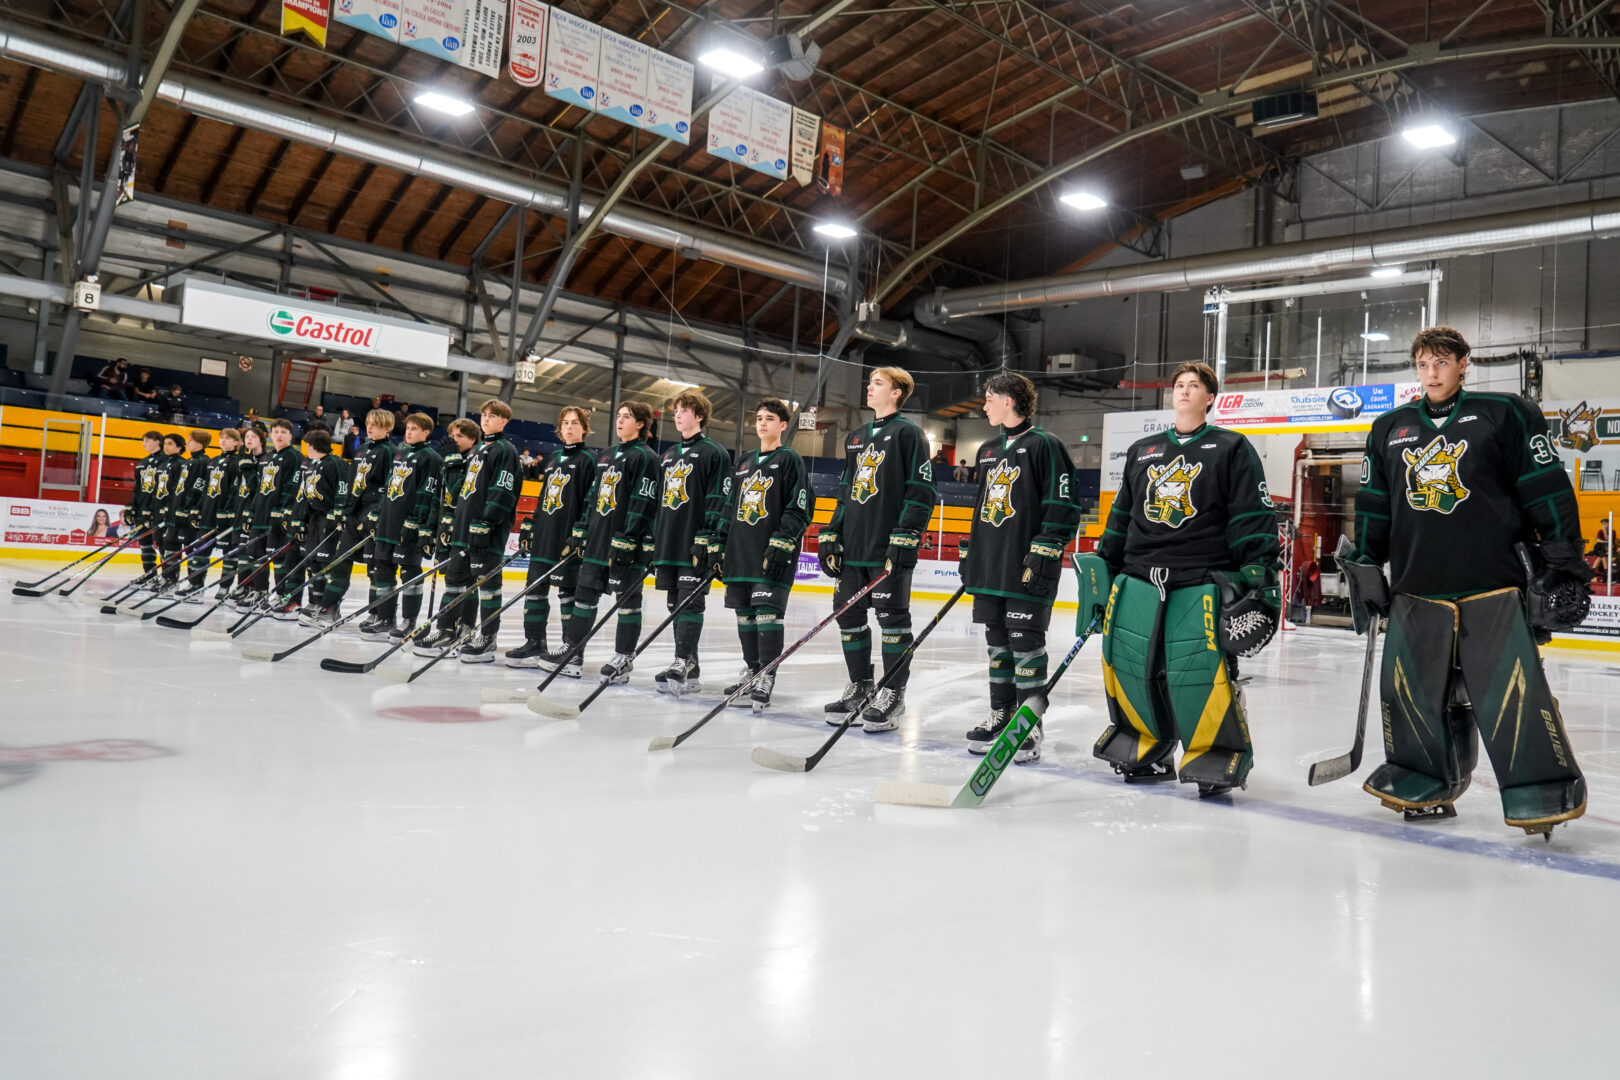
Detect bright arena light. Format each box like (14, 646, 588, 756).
(1402, 123, 1457, 149)
(812, 221, 858, 240)
(415, 90, 475, 117)
(1371, 266, 1403, 278)
(1060, 191, 1108, 211)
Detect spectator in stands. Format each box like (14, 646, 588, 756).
(953, 460, 974, 483)
(129, 368, 159, 405)
(394, 403, 411, 430)
(86, 508, 116, 540)
(332, 409, 356, 454)
(1593, 521, 1613, 583)
(931, 446, 950, 473)
(311, 404, 327, 425)
(162, 384, 187, 421)
(519, 447, 539, 479)
(91, 358, 129, 399)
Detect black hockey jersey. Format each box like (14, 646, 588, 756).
(652, 432, 731, 567)
(1099, 422, 1279, 588)
(296, 454, 349, 524)
(197, 449, 245, 529)
(965, 421, 1082, 602)
(236, 454, 262, 528)
(581, 438, 661, 567)
(1355, 390, 1583, 598)
(827, 412, 937, 566)
(155, 451, 187, 525)
(253, 445, 304, 530)
(132, 450, 163, 521)
(376, 442, 442, 545)
(439, 444, 467, 530)
(715, 445, 812, 586)
(451, 431, 522, 542)
(343, 438, 398, 523)
(527, 442, 597, 562)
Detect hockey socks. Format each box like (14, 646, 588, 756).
(879, 616, 913, 688)
(736, 609, 761, 670)
(673, 616, 702, 662)
(756, 610, 785, 667)
(840, 625, 874, 682)
(524, 594, 552, 641)
(614, 593, 643, 654)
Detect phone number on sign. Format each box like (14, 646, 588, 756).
(3, 531, 111, 545)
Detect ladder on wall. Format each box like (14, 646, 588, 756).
(277, 358, 322, 411)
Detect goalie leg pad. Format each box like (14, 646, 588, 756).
(1164, 583, 1253, 790)
(1363, 594, 1471, 813)
(1455, 588, 1588, 832)
(1095, 576, 1177, 771)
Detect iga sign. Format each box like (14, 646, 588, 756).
(267, 308, 381, 352)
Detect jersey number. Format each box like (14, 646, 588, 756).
(1529, 433, 1557, 465)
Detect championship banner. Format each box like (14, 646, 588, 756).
(333, 0, 403, 42)
(597, 30, 651, 130)
(815, 121, 844, 196)
(463, 0, 506, 78)
(280, 0, 329, 45)
(790, 108, 819, 186)
(507, 0, 547, 86)
(544, 8, 601, 110)
(114, 125, 138, 206)
(645, 49, 694, 143)
(401, 0, 469, 64)
(748, 91, 793, 180)
(708, 86, 753, 166)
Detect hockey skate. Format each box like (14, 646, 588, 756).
(823, 679, 873, 724)
(966, 708, 1041, 763)
(536, 649, 582, 679)
(358, 616, 392, 640)
(414, 626, 463, 657)
(750, 672, 775, 713)
(861, 687, 904, 733)
(503, 639, 547, 668)
(1116, 760, 1177, 784)
(654, 658, 700, 697)
(723, 667, 759, 707)
(599, 653, 634, 685)
(458, 632, 497, 663)
(271, 599, 301, 621)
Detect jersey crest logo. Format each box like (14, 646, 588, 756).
(849, 443, 886, 504)
(1143, 455, 1202, 528)
(1558, 401, 1601, 452)
(979, 460, 1020, 526)
(156, 472, 171, 499)
(354, 460, 373, 494)
(596, 466, 622, 515)
(1403, 435, 1470, 513)
(259, 464, 278, 495)
(662, 459, 693, 510)
(459, 458, 483, 499)
(737, 470, 773, 526)
(206, 467, 225, 498)
(542, 470, 572, 514)
(140, 468, 155, 494)
(300, 469, 320, 500)
(386, 459, 411, 501)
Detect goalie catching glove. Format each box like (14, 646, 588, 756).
(1518, 539, 1593, 635)
(1211, 563, 1281, 658)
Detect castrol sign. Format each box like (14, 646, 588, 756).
(267, 308, 381, 352)
(175, 277, 449, 368)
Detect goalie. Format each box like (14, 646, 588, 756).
(1347, 326, 1590, 837)
(1094, 362, 1281, 797)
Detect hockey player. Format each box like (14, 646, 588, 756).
(128, 431, 164, 576)
(294, 429, 350, 626)
(207, 429, 250, 600)
(649, 392, 731, 695)
(186, 428, 244, 600)
(170, 430, 213, 597)
(540, 402, 660, 680)
(1349, 326, 1590, 835)
(364, 413, 442, 640)
(232, 426, 268, 609)
(1093, 362, 1280, 795)
(416, 419, 481, 654)
(442, 401, 522, 662)
(151, 433, 189, 592)
(961, 372, 1081, 764)
(317, 410, 397, 619)
(818, 367, 937, 731)
(709, 398, 811, 710)
(505, 406, 597, 667)
(260, 420, 306, 619)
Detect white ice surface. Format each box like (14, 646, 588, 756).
(4, 563, 1620, 1079)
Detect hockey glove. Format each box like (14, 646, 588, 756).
(468, 519, 492, 549)
(1518, 541, 1592, 636)
(285, 517, 306, 543)
(438, 523, 454, 551)
(957, 535, 970, 574)
(707, 540, 726, 580)
(1211, 565, 1281, 658)
(1337, 535, 1390, 635)
(764, 535, 798, 581)
(610, 534, 639, 567)
(690, 533, 711, 568)
(1020, 539, 1065, 599)
(816, 529, 843, 578)
(885, 528, 921, 571)
(364, 510, 380, 536)
(517, 518, 534, 556)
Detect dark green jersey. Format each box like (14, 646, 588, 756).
(965, 421, 1082, 602)
(132, 451, 163, 517)
(439, 444, 468, 529)
(527, 442, 597, 562)
(715, 445, 811, 585)
(236, 454, 262, 525)
(582, 439, 661, 566)
(1099, 422, 1276, 588)
(176, 452, 211, 520)
(254, 445, 305, 529)
(376, 442, 442, 545)
(451, 431, 522, 541)
(1355, 390, 1582, 597)
(197, 449, 245, 527)
(344, 438, 398, 521)
(296, 454, 348, 523)
(828, 413, 937, 566)
(652, 432, 731, 567)
(155, 452, 187, 524)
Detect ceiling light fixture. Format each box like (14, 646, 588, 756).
(1370, 266, 1403, 278)
(1361, 331, 1390, 342)
(1401, 122, 1456, 149)
(415, 90, 476, 117)
(1060, 190, 1107, 211)
(813, 221, 858, 240)
(697, 26, 765, 78)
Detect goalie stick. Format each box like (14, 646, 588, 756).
(529, 569, 719, 720)
(9, 527, 154, 596)
(750, 584, 966, 773)
(155, 539, 295, 630)
(647, 570, 890, 752)
(1306, 612, 1381, 785)
(239, 556, 450, 663)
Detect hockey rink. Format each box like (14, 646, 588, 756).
(4, 565, 1620, 1079)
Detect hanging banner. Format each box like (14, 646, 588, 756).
(114, 125, 139, 206)
(544, 8, 601, 110)
(507, 0, 546, 86)
(401, 0, 469, 63)
(597, 30, 651, 130)
(790, 108, 818, 186)
(815, 121, 844, 196)
(708, 86, 753, 166)
(645, 50, 694, 144)
(280, 0, 330, 46)
(333, 0, 403, 42)
(748, 92, 793, 180)
(463, 0, 506, 78)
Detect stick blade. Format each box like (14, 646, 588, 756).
(874, 781, 956, 808)
(113, 605, 147, 618)
(1307, 755, 1354, 786)
(526, 694, 579, 719)
(319, 658, 373, 674)
(10, 586, 51, 598)
(155, 615, 198, 629)
(190, 627, 234, 641)
(751, 746, 809, 773)
(373, 664, 413, 684)
(481, 686, 532, 703)
(238, 645, 279, 662)
(647, 735, 678, 752)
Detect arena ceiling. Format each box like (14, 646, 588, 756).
(2, 0, 1619, 358)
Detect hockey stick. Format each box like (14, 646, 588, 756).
(316, 558, 445, 674)
(481, 569, 645, 704)
(531, 570, 719, 720)
(95, 525, 224, 606)
(751, 583, 966, 773)
(155, 539, 295, 629)
(239, 556, 452, 663)
(197, 532, 371, 641)
(106, 528, 230, 614)
(9, 527, 153, 595)
(374, 551, 528, 683)
(23, 527, 154, 599)
(647, 570, 891, 752)
(1306, 614, 1381, 785)
(135, 534, 260, 620)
